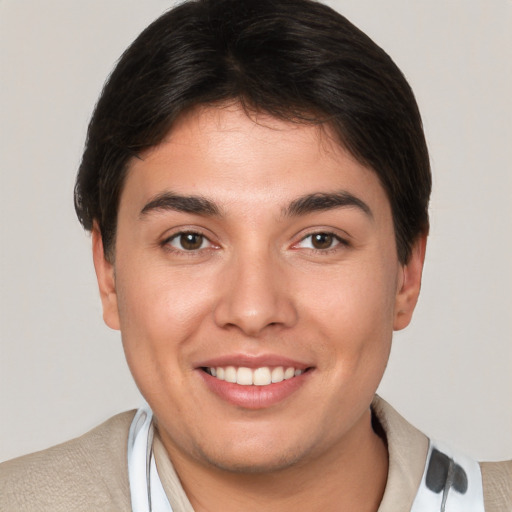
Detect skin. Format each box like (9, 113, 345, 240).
(93, 104, 426, 511)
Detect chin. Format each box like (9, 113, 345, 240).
(197, 451, 303, 475)
(191, 437, 312, 475)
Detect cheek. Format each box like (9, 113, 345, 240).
(302, 260, 397, 368)
(114, 261, 216, 373)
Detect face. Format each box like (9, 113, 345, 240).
(94, 104, 424, 474)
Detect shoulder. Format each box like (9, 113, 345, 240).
(480, 459, 512, 512)
(371, 396, 431, 511)
(0, 410, 136, 512)
(372, 396, 512, 512)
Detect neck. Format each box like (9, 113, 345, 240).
(159, 408, 388, 512)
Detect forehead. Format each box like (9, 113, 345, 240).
(121, 104, 390, 218)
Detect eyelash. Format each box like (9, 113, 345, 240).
(161, 231, 215, 255)
(160, 230, 350, 257)
(294, 232, 350, 254)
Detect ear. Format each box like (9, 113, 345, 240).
(92, 223, 121, 330)
(393, 234, 427, 331)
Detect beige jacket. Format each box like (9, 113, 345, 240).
(1, 397, 510, 511)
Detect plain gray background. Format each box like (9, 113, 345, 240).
(1, 0, 511, 463)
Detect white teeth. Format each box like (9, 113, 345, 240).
(253, 367, 272, 386)
(284, 367, 295, 380)
(207, 365, 306, 386)
(224, 366, 237, 383)
(237, 367, 253, 386)
(271, 366, 284, 383)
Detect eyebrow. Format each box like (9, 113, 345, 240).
(139, 190, 372, 220)
(284, 191, 373, 218)
(140, 192, 222, 218)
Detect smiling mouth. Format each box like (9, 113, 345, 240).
(202, 366, 309, 386)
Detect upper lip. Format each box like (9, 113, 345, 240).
(195, 354, 312, 370)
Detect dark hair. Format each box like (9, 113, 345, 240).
(74, 0, 431, 263)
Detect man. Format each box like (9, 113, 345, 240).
(1, 0, 510, 510)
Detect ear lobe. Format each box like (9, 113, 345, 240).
(92, 224, 120, 331)
(393, 234, 427, 331)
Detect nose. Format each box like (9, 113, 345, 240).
(213, 250, 298, 337)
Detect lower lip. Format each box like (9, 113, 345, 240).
(198, 370, 311, 409)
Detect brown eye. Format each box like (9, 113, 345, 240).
(167, 232, 209, 251)
(311, 233, 334, 249)
(179, 233, 204, 250)
(295, 232, 346, 252)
